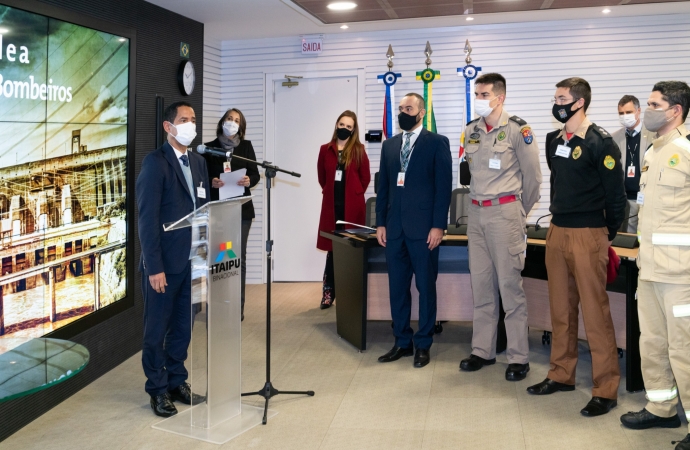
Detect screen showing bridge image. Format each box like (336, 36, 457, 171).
(0, 4, 129, 348)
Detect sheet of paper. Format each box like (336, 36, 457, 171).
(218, 169, 247, 200)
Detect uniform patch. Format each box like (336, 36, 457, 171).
(497, 131, 506, 141)
(604, 155, 615, 170)
(521, 127, 533, 144)
(468, 139, 480, 144)
(572, 146, 582, 160)
(669, 154, 680, 167)
(469, 132, 480, 140)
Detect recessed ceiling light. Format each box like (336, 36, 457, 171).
(603, 8, 611, 13)
(466, 17, 474, 21)
(328, 2, 357, 11)
(340, 25, 349, 29)
(118, 37, 126, 42)
(0, 28, 9, 33)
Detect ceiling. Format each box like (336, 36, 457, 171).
(293, 0, 690, 24)
(143, 0, 690, 41)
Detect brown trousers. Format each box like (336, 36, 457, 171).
(545, 225, 620, 399)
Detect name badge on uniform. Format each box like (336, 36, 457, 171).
(397, 172, 405, 187)
(627, 165, 635, 178)
(223, 161, 231, 173)
(489, 158, 501, 170)
(636, 192, 644, 205)
(197, 183, 206, 199)
(555, 145, 571, 158)
(335, 170, 343, 182)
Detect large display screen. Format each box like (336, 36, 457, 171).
(0, 3, 130, 349)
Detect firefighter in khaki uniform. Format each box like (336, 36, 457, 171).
(620, 81, 690, 450)
(458, 73, 542, 381)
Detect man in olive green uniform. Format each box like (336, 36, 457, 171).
(620, 81, 690, 450)
(459, 73, 542, 381)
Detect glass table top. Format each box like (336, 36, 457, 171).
(0, 338, 89, 403)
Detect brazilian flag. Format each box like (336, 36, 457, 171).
(416, 68, 440, 133)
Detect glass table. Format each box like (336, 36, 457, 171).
(0, 338, 89, 402)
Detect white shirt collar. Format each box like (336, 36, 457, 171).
(172, 147, 188, 161)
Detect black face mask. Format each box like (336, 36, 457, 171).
(552, 100, 581, 124)
(336, 127, 352, 141)
(398, 111, 420, 131)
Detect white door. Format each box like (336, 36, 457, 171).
(270, 75, 358, 281)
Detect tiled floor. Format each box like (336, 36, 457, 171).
(2, 282, 687, 449)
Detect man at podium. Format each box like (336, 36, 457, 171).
(136, 101, 211, 417)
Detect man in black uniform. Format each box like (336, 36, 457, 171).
(527, 78, 626, 417)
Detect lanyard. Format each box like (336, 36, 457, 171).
(627, 142, 638, 166)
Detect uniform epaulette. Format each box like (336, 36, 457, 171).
(468, 118, 480, 125)
(509, 115, 527, 126)
(589, 124, 611, 139)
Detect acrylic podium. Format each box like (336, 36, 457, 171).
(153, 196, 276, 444)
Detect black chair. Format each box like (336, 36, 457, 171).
(365, 197, 377, 228)
(448, 188, 470, 235)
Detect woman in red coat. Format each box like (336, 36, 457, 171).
(317, 110, 371, 309)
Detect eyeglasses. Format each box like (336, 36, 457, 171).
(551, 97, 574, 106)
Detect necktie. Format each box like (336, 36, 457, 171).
(400, 132, 413, 172)
(179, 154, 189, 166)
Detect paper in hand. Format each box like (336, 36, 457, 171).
(218, 169, 247, 200)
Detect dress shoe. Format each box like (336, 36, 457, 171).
(459, 354, 496, 372)
(414, 349, 430, 368)
(378, 346, 413, 363)
(673, 433, 690, 450)
(505, 363, 530, 381)
(580, 396, 617, 417)
(150, 392, 177, 417)
(168, 382, 206, 405)
(526, 378, 575, 395)
(620, 409, 681, 430)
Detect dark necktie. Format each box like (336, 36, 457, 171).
(179, 154, 189, 166)
(400, 132, 413, 172)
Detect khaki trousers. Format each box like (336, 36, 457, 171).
(468, 201, 528, 363)
(638, 280, 690, 431)
(545, 225, 620, 399)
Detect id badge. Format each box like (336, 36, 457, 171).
(397, 172, 405, 187)
(223, 161, 231, 173)
(197, 186, 206, 199)
(335, 170, 343, 182)
(489, 158, 501, 170)
(627, 165, 635, 178)
(555, 145, 571, 158)
(636, 192, 644, 205)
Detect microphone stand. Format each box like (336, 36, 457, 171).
(218, 152, 314, 424)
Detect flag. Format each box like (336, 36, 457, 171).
(416, 68, 440, 133)
(377, 71, 401, 139)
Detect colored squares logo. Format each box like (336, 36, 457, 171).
(215, 241, 237, 263)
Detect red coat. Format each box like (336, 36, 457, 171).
(317, 141, 371, 251)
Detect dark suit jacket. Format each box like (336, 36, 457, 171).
(202, 137, 260, 220)
(136, 141, 210, 275)
(376, 128, 453, 240)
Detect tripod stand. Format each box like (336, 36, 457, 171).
(229, 153, 315, 424)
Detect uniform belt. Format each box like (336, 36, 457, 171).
(471, 195, 517, 207)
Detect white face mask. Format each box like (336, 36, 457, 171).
(619, 113, 637, 129)
(474, 99, 495, 118)
(223, 121, 239, 137)
(170, 122, 197, 146)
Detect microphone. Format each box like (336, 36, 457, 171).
(455, 215, 468, 227)
(533, 213, 552, 231)
(196, 144, 231, 158)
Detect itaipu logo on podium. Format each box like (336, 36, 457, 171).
(211, 241, 240, 280)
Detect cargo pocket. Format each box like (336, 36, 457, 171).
(652, 224, 690, 276)
(509, 241, 526, 270)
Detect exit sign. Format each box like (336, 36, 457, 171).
(301, 35, 323, 55)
